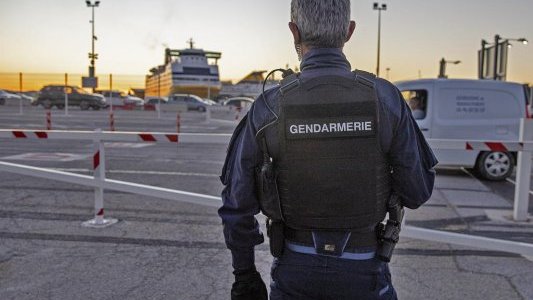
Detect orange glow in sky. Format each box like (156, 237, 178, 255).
(0, 0, 532, 92)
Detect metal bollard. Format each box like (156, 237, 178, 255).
(514, 118, 533, 221)
(46, 110, 52, 130)
(177, 113, 181, 134)
(82, 129, 118, 228)
(109, 111, 115, 131)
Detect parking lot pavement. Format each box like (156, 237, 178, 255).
(0, 107, 532, 299)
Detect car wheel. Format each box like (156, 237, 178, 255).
(80, 101, 90, 110)
(198, 106, 206, 112)
(56, 104, 65, 110)
(92, 105, 100, 111)
(43, 99, 53, 109)
(0, 98, 5, 105)
(476, 151, 514, 181)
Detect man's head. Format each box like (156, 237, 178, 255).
(290, 0, 356, 55)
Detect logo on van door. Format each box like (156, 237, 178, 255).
(456, 95, 486, 113)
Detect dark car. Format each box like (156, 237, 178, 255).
(35, 85, 107, 110)
(168, 94, 209, 112)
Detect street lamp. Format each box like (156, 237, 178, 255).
(492, 35, 528, 80)
(86, 1, 100, 87)
(438, 58, 461, 79)
(373, 2, 387, 77)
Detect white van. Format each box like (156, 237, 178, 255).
(395, 79, 530, 181)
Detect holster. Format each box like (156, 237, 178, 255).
(376, 194, 404, 262)
(266, 218, 284, 258)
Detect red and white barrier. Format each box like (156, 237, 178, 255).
(46, 110, 51, 130)
(427, 139, 530, 152)
(0, 129, 230, 144)
(82, 129, 118, 227)
(177, 113, 181, 134)
(109, 111, 115, 132)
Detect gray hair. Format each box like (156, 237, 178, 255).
(291, 0, 351, 48)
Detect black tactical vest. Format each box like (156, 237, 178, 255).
(273, 72, 391, 231)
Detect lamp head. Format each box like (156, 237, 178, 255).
(382, 4, 387, 10)
(518, 38, 528, 45)
(86, 0, 90, 6)
(95, 1, 100, 6)
(373, 3, 379, 10)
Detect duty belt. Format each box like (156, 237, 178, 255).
(284, 227, 378, 251)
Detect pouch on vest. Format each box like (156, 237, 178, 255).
(255, 135, 283, 220)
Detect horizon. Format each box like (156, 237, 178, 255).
(1, 0, 532, 92)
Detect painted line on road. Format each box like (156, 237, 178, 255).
(52, 168, 219, 178)
(505, 178, 533, 196)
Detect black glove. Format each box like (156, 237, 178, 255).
(231, 267, 268, 300)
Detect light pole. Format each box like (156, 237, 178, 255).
(438, 58, 461, 79)
(86, 1, 100, 91)
(487, 35, 527, 80)
(373, 2, 387, 77)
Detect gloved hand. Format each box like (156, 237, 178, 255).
(231, 267, 268, 300)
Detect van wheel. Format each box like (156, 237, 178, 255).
(43, 99, 52, 109)
(80, 101, 90, 110)
(476, 151, 514, 181)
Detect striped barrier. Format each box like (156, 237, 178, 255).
(109, 111, 115, 131)
(46, 110, 51, 130)
(0, 130, 231, 144)
(0, 123, 532, 256)
(0, 128, 230, 227)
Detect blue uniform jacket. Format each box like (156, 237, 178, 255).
(219, 48, 438, 270)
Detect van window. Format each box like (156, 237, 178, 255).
(402, 90, 428, 120)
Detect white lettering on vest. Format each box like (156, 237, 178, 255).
(288, 120, 374, 135)
(290, 125, 298, 134)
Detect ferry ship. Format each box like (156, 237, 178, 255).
(145, 40, 222, 99)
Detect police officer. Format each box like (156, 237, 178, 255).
(219, 0, 438, 299)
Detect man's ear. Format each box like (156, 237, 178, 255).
(288, 22, 301, 44)
(346, 21, 356, 42)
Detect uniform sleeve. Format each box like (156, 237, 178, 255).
(218, 105, 265, 271)
(386, 87, 438, 209)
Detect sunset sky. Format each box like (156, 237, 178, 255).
(0, 0, 532, 89)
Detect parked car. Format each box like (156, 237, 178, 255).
(143, 97, 168, 111)
(222, 97, 254, 109)
(203, 98, 219, 106)
(124, 95, 144, 107)
(97, 90, 123, 107)
(0, 90, 19, 105)
(35, 85, 107, 110)
(396, 78, 530, 181)
(168, 94, 209, 112)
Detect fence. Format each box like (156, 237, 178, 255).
(0, 121, 532, 255)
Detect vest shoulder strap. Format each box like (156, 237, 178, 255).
(279, 72, 301, 95)
(353, 69, 376, 89)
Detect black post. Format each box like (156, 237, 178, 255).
(479, 40, 487, 79)
(376, 9, 381, 77)
(493, 34, 500, 80)
(438, 58, 446, 79)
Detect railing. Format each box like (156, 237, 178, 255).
(0, 128, 230, 227)
(0, 121, 532, 256)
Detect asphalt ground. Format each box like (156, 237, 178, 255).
(0, 106, 532, 300)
